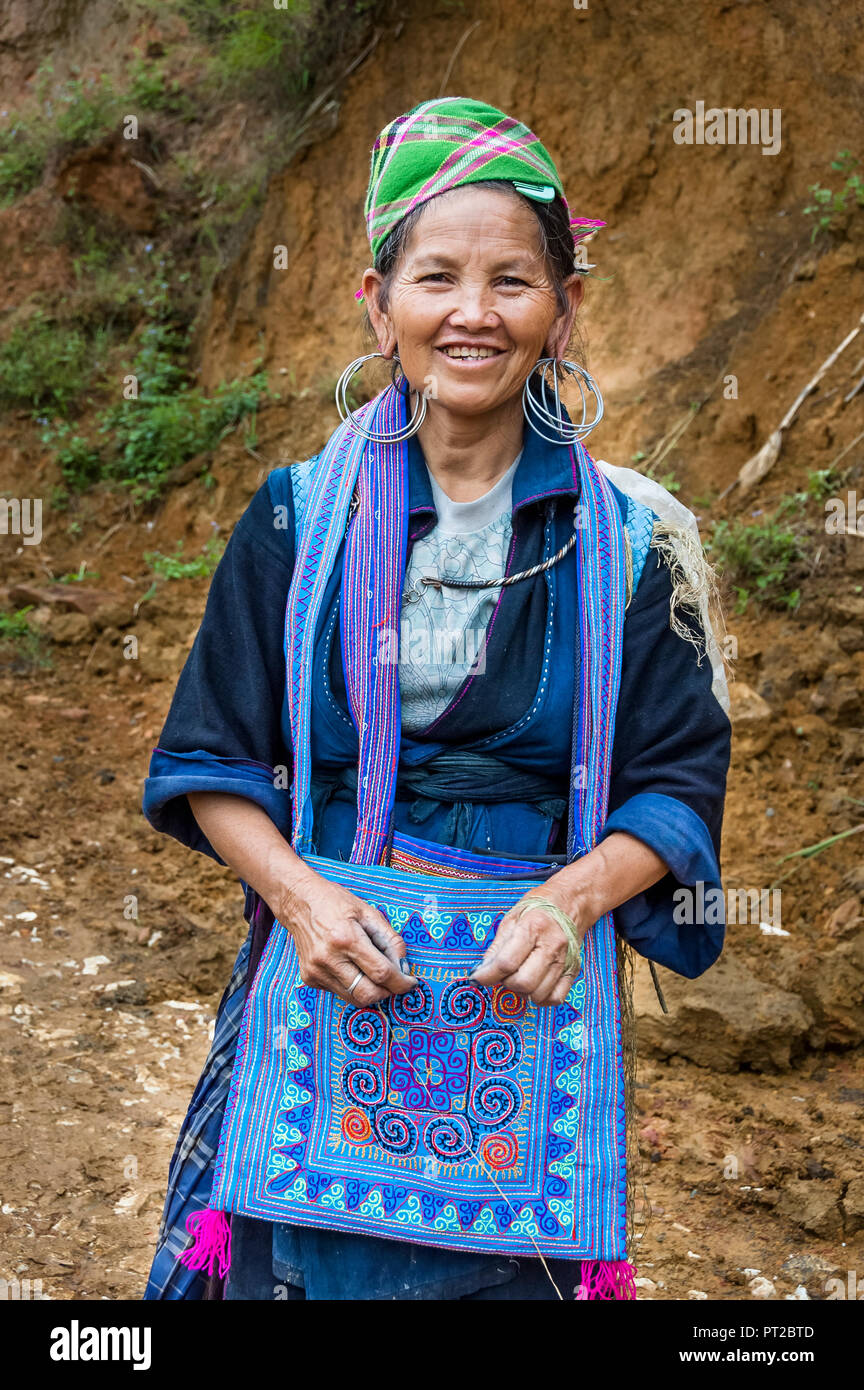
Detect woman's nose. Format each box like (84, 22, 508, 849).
(447, 289, 498, 330)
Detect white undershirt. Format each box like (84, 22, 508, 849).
(399, 452, 522, 733)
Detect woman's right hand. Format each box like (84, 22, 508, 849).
(184, 792, 416, 1009)
(277, 866, 417, 1008)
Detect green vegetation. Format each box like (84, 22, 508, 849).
(96, 272, 269, 499)
(61, 221, 148, 333)
(803, 150, 864, 241)
(0, 608, 36, 641)
(0, 608, 50, 669)
(50, 72, 119, 145)
(145, 536, 226, 580)
(181, 0, 382, 99)
(1, 71, 113, 201)
(47, 427, 106, 490)
(708, 514, 803, 613)
(629, 451, 682, 495)
(40, 360, 267, 502)
(26, 265, 271, 500)
(0, 1, 387, 507)
(0, 313, 112, 417)
(127, 57, 192, 117)
(188, 0, 316, 94)
(0, 129, 47, 201)
(800, 467, 839, 504)
(707, 469, 840, 613)
(0, 60, 193, 202)
(58, 562, 100, 584)
(645, 466, 681, 495)
(105, 370, 266, 502)
(3, 241, 268, 501)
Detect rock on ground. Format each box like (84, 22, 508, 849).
(635, 954, 812, 1072)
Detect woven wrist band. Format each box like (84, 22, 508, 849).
(514, 896, 582, 977)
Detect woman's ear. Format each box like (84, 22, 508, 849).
(362, 268, 398, 357)
(546, 275, 585, 360)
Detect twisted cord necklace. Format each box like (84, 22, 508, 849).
(344, 490, 595, 601)
(410, 526, 579, 597)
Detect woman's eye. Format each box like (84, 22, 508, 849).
(419, 272, 449, 283)
(498, 276, 526, 287)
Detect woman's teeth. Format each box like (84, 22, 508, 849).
(440, 346, 501, 358)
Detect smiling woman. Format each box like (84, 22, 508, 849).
(362, 183, 583, 455)
(142, 97, 731, 1303)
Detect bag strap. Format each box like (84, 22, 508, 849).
(285, 417, 370, 857)
(565, 445, 629, 861)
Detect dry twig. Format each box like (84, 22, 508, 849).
(727, 310, 864, 498)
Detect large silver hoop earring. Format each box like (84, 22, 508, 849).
(334, 352, 427, 443)
(522, 357, 604, 445)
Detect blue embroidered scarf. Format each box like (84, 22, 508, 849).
(180, 384, 634, 1295)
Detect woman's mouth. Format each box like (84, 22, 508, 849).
(436, 344, 506, 363)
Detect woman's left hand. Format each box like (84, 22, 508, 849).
(469, 884, 587, 1008)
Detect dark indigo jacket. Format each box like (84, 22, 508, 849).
(143, 423, 731, 979)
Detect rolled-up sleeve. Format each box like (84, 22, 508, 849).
(142, 468, 296, 861)
(604, 548, 732, 978)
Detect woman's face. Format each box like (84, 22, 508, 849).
(363, 185, 583, 420)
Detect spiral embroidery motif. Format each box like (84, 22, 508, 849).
(492, 987, 527, 1022)
(439, 979, 487, 1026)
(471, 1076, 521, 1127)
(342, 1061, 385, 1106)
(373, 1108, 418, 1155)
(424, 1114, 473, 1160)
(480, 1131, 519, 1169)
(341, 1107, 373, 1143)
(340, 1007, 385, 1054)
(389, 979, 434, 1025)
(473, 1026, 522, 1073)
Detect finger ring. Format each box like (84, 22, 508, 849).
(348, 971, 364, 997)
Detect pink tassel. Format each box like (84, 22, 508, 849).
(178, 1207, 232, 1279)
(575, 1260, 637, 1300)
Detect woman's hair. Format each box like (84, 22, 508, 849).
(365, 180, 586, 358)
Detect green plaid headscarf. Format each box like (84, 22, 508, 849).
(363, 96, 604, 264)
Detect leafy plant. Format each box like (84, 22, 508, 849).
(52, 73, 118, 145)
(58, 561, 100, 584)
(44, 424, 106, 489)
(20, 260, 270, 498)
(0, 607, 35, 640)
(0, 52, 194, 208)
(0, 125, 49, 200)
(0, 607, 50, 669)
(108, 378, 265, 500)
(184, 0, 317, 96)
(803, 150, 864, 241)
(708, 514, 803, 613)
(0, 69, 120, 202)
(804, 467, 840, 503)
(645, 466, 681, 495)
(90, 266, 269, 499)
(127, 57, 193, 116)
(0, 314, 110, 417)
(706, 475, 841, 612)
(145, 536, 226, 580)
(181, 0, 387, 103)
